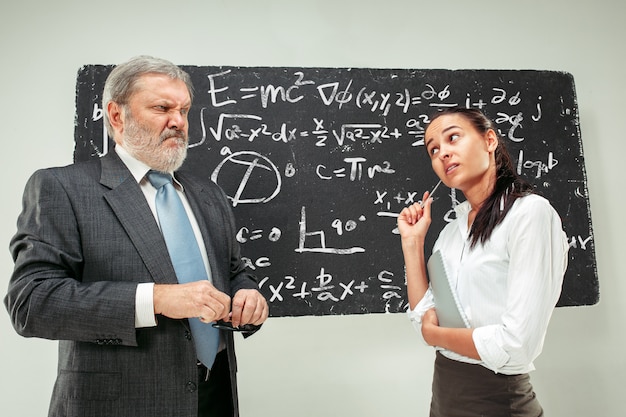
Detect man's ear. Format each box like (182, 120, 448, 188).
(107, 101, 125, 137)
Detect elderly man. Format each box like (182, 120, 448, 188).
(5, 55, 268, 417)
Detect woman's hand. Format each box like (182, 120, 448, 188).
(397, 191, 434, 243)
(421, 307, 480, 360)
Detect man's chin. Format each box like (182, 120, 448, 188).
(146, 149, 187, 173)
(166, 151, 187, 172)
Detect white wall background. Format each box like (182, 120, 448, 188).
(1, 1, 623, 416)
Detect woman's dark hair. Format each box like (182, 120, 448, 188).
(428, 107, 534, 247)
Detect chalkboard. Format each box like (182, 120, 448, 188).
(74, 66, 599, 316)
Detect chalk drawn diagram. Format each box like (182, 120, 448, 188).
(295, 206, 366, 255)
(210, 150, 281, 207)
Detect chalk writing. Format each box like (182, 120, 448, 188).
(74, 66, 599, 315)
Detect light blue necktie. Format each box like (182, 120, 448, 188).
(147, 171, 220, 368)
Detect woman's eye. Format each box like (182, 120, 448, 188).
(429, 147, 439, 156)
(450, 133, 460, 141)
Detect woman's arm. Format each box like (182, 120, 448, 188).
(421, 309, 480, 359)
(398, 192, 433, 309)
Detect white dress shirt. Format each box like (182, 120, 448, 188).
(114, 146, 213, 328)
(407, 194, 569, 374)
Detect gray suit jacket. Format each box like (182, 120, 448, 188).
(5, 150, 261, 417)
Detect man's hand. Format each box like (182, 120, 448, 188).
(153, 281, 231, 323)
(229, 289, 269, 328)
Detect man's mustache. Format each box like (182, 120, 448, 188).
(160, 129, 187, 142)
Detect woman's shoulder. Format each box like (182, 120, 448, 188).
(512, 193, 557, 213)
(508, 193, 564, 229)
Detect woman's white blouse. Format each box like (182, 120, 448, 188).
(407, 194, 569, 375)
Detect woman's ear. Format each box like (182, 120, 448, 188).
(485, 129, 498, 153)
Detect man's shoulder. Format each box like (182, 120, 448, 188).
(33, 157, 102, 180)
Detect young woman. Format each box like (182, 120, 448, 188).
(398, 107, 569, 416)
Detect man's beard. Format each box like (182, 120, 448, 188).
(122, 117, 188, 173)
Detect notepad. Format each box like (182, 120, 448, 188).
(427, 250, 470, 328)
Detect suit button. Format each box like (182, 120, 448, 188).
(185, 331, 192, 340)
(186, 381, 197, 393)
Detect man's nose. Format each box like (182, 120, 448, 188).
(168, 110, 187, 130)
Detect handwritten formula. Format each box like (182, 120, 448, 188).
(75, 66, 598, 315)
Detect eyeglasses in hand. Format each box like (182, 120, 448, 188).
(212, 320, 260, 333)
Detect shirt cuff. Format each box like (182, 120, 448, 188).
(472, 325, 510, 373)
(406, 288, 435, 342)
(135, 283, 157, 328)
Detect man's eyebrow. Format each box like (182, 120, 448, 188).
(152, 98, 192, 108)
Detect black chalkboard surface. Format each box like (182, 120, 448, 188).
(74, 66, 598, 316)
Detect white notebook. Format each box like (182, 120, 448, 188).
(427, 250, 470, 328)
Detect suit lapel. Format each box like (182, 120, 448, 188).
(100, 152, 178, 285)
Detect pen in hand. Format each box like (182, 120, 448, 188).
(420, 180, 443, 208)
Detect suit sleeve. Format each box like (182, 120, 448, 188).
(4, 169, 139, 345)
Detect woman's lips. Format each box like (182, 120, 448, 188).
(445, 163, 459, 174)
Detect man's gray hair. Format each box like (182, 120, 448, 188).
(102, 55, 194, 135)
